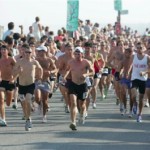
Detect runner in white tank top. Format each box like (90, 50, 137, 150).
(131, 53, 148, 81)
(130, 42, 150, 123)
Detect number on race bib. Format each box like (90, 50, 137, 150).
(82, 92, 88, 99)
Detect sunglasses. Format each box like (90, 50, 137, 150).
(30, 45, 35, 47)
(137, 47, 142, 49)
(25, 51, 32, 54)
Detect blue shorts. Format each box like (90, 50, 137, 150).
(35, 81, 51, 93)
(146, 78, 150, 88)
(120, 78, 131, 89)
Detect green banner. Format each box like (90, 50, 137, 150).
(67, 0, 79, 32)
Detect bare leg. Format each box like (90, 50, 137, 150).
(0, 91, 5, 120)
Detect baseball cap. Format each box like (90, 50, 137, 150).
(83, 36, 88, 40)
(75, 47, 84, 53)
(36, 45, 47, 52)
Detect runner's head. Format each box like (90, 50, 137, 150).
(136, 42, 145, 54)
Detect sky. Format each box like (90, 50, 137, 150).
(0, 0, 150, 35)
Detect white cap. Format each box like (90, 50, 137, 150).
(75, 47, 84, 53)
(36, 45, 47, 52)
(83, 36, 88, 40)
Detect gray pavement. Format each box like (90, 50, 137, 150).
(0, 88, 150, 150)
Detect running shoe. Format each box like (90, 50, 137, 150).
(121, 108, 127, 116)
(101, 94, 106, 100)
(92, 102, 96, 109)
(85, 111, 88, 119)
(25, 119, 32, 131)
(42, 115, 47, 123)
(69, 123, 77, 131)
(104, 87, 108, 96)
(12, 104, 18, 110)
(78, 115, 85, 125)
(128, 111, 133, 118)
(144, 102, 149, 108)
(0, 119, 7, 127)
(47, 105, 51, 112)
(137, 115, 142, 123)
(120, 103, 124, 111)
(65, 105, 70, 113)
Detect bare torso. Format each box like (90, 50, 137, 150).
(113, 50, 124, 72)
(0, 57, 16, 81)
(36, 57, 54, 81)
(16, 58, 40, 85)
(101, 50, 109, 63)
(58, 54, 74, 79)
(69, 59, 90, 85)
(122, 56, 133, 78)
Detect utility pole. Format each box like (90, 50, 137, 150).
(114, 0, 129, 35)
(117, 10, 121, 24)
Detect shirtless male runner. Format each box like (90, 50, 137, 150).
(0, 45, 16, 126)
(119, 48, 134, 116)
(63, 47, 94, 130)
(84, 42, 95, 112)
(35, 45, 57, 123)
(99, 41, 110, 99)
(13, 44, 43, 131)
(108, 40, 125, 110)
(57, 43, 74, 113)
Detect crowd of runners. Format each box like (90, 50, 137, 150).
(0, 17, 150, 131)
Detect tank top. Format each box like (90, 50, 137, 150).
(32, 22, 40, 33)
(94, 53, 103, 73)
(32, 22, 41, 41)
(131, 53, 148, 81)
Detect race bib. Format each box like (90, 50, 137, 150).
(85, 77, 91, 86)
(96, 73, 101, 78)
(82, 92, 88, 99)
(102, 68, 108, 74)
(19, 94, 25, 101)
(59, 75, 65, 85)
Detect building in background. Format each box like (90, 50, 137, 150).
(0, 26, 4, 40)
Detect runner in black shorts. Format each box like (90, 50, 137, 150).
(69, 81, 88, 101)
(0, 80, 15, 91)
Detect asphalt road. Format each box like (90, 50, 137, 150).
(0, 87, 150, 150)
